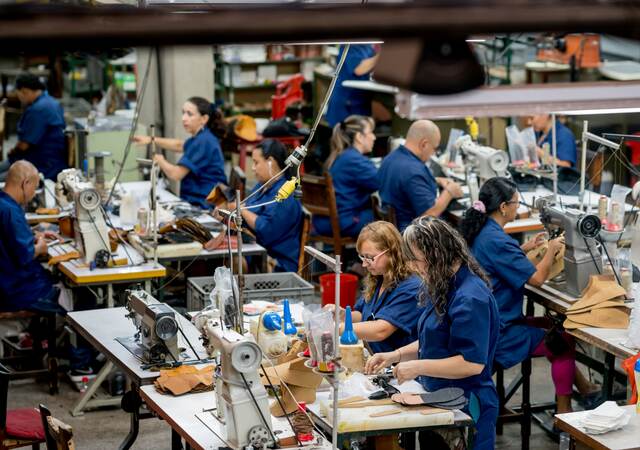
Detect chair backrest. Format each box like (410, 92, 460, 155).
(300, 173, 343, 246)
(44, 416, 73, 450)
(298, 207, 312, 277)
(371, 192, 398, 227)
(229, 165, 246, 200)
(39, 405, 56, 450)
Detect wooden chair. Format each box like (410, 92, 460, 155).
(297, 208, 312, 280)
(300, 173, 355, 257)
(229, 165, 246, 201)
(0, 364, 45, 450)
(371, 192, 397, 227)
(38, 406, 73, 450)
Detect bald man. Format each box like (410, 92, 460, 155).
(378, 120, 463, 231)
(0, 160, 60, 312)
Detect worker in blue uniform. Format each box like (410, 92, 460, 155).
(219, 139, 302, 273)
(461, 177, 601, 414)
(530, 114, 577, 168)
(378, 120, 463, 231)
(325, 44, 380, 127)
(313, 115, 378, 238)
(325, 221, 423, 353)
(367, 217, 500, 450)
(0, 73, 67, 181)
(134, 97, 227, 209)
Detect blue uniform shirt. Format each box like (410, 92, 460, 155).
(313, 147, 378, 238)
(417, 265, 500, 450)
(353, 275, 423, 354)
(0, 191, 54, 311)
(325, 45, 377, 127)
(11, 92, 67, 180)
(537, 121, 577, 167)
(178, 128, 227, 209)
(378, 145, 437, 231)
(245, 177, 303, 272)
(471, 218, 544, 369)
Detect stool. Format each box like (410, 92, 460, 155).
(495, 358, 532, 450)
(0, 312, 58, 395)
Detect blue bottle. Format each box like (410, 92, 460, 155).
(340, 306, 358, 345)
(282, 299, 297, 336)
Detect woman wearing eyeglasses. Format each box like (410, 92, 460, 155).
(366, 217, 500, 450)
(328, 221, 423, 354)
(460, 177, 599, 414)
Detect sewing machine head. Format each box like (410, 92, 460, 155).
(454, 135, 509, 182)
(126, 289, 181, 365)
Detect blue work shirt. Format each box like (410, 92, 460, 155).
(353, 275, 423, 354)
(178, 127, 227, 209)
(10, 92, 67, 180)
(313, 147, 378, 238)
(325, 44, 377, 127)
(378, 145, 437, 231)
(471, 218, 544, 370)
(245, 177, 303, 273)
(417, 265, 500, 450)
(0, 191, 55, 311)
(537, 121, 577, 167)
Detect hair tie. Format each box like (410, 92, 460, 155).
(472, 200, 486, 214)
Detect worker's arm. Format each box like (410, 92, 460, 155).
(354, 54, 380, 76)
(352, 319, 397, 342)
(528, 237, 565, 286)
(393, 354, 484, 384)
(153, 154, 190, 181)
(9, 141, 30, 156)
(34, 236, 48, 258)
(133, 135, 184, 152)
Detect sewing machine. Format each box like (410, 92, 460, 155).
(125, 289, 181, 365)
(197, 315, 274, 449)
(537, 198, 603, 297)
(454, 135, 509, 183)
(55, 169, 110, 263)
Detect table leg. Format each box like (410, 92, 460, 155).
(70, 360, 117, 416)
(120, 385, 142, 450)
(108, 284, 114, 308)
(171, 429, 183, 450)
(602, 353, 615, 400)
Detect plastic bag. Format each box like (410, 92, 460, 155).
(627, 294, 640, 350)
(210, 266, 239, 327)
(309, 310, 336, 372)
(302, 305, 321, 365)
(621, 353, 640, 405)
(606, 184, 631, 232)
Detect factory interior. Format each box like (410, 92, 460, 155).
(2, 1, 640, 449)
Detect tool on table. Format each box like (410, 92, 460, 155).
(369, 374, 400, 400)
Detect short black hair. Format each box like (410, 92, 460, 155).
(15, 73, 46, 91)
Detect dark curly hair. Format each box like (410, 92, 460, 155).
(402, 216, 490, 317)
(459, 177, 517, 246)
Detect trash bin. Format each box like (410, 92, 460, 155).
(319, 273, 359, 309)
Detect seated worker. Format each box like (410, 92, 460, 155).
(325, 44, 380, 127)
(0, 73, 67, 181)
(0, 161, 92, 373)
(219, 139, 303, 273)
(461, 177, 601, 414)
(325, 221, 423, 354)
(530, 114, 577, 168)
(133, 97, 227, 209)
(378, 120, 463, 231)
(367, 217, 500, 450)
(313, 115, 378, 239)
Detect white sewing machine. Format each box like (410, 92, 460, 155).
(56, 169, 110, 263)
(454, 135, 509, 184)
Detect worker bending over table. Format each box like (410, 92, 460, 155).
(367, 216, 500, 450)
(461, 177, 601, 414)
(529, 114, 577, 168)
(378, 120, 463, 231)
(313, 115, 379, 238)
(133, 96, 227, 209)
(325, 221, 422, 353)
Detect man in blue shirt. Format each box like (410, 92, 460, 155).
(378, 120, 463, 231)
(530, 114, 577, 168)
(0, 73, 67, 181)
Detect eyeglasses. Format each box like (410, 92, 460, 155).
(358, 249, 388, 264)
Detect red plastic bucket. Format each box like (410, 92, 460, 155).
(319, 273, 359, 309)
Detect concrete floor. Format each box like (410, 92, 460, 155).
(7, 357, 569, 450)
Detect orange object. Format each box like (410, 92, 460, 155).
(271, 74, 305, 120)
(622, 353, 640, 405)
(537, 34, 601, 69)
(319, 273, 359, 309)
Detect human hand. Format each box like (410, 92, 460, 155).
(34, 236, 48, 257)
(323, 304, 345, 320)
(152, 153, 165, 164)
(132, 135, 151, 146)
(446, 182, 463, 199)
(548, 236, 565, 256)
(523, 232, 547, 252)
(392, 360, 421, 384)
(364, 351, 398, 374)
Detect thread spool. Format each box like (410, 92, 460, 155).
(339, 342, 365, 372)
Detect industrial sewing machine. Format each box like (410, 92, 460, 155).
(537, 197, 603, 297)
(55, 168, 110, 263)
(125, 289, 182, 365)
(197, 315, 274, 449)
(454, 135, 509, 184)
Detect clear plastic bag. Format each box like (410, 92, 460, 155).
(210, 266, 239, 326)
(309, 310, 336, 372)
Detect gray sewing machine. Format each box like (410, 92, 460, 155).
(454, 135, 509, 184)
(197, 315, 274, 449)
(55, 168, 110, 263)
(537, 198, 602, 297)
(125, 289, 181, 365)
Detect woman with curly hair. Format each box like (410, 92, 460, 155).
(328, 221, 423, 353)
(366, 216, 500, 450)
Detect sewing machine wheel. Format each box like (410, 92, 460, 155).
(248, 425, 271, 448)
(577, 214, 601, 238)
(78, 189, 101, 211)
(230, 341, 262, 373)
(155, 316, 179, 341)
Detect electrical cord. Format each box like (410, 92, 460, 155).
(596, 235, 624, 288)
(240, 372, 279, 448)
(176, 322, 201, 361)
(583, 235, 603, 275)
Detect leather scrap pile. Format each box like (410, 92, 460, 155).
(564, 275, 629, 330)
(154, 365, 214, 396)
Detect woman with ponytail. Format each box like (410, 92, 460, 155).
(133, 96, 227, 209)
(313, 115, 378, 238)
(460, 177, 600, 413)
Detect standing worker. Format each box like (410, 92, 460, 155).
(133, 97, 227, 209)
